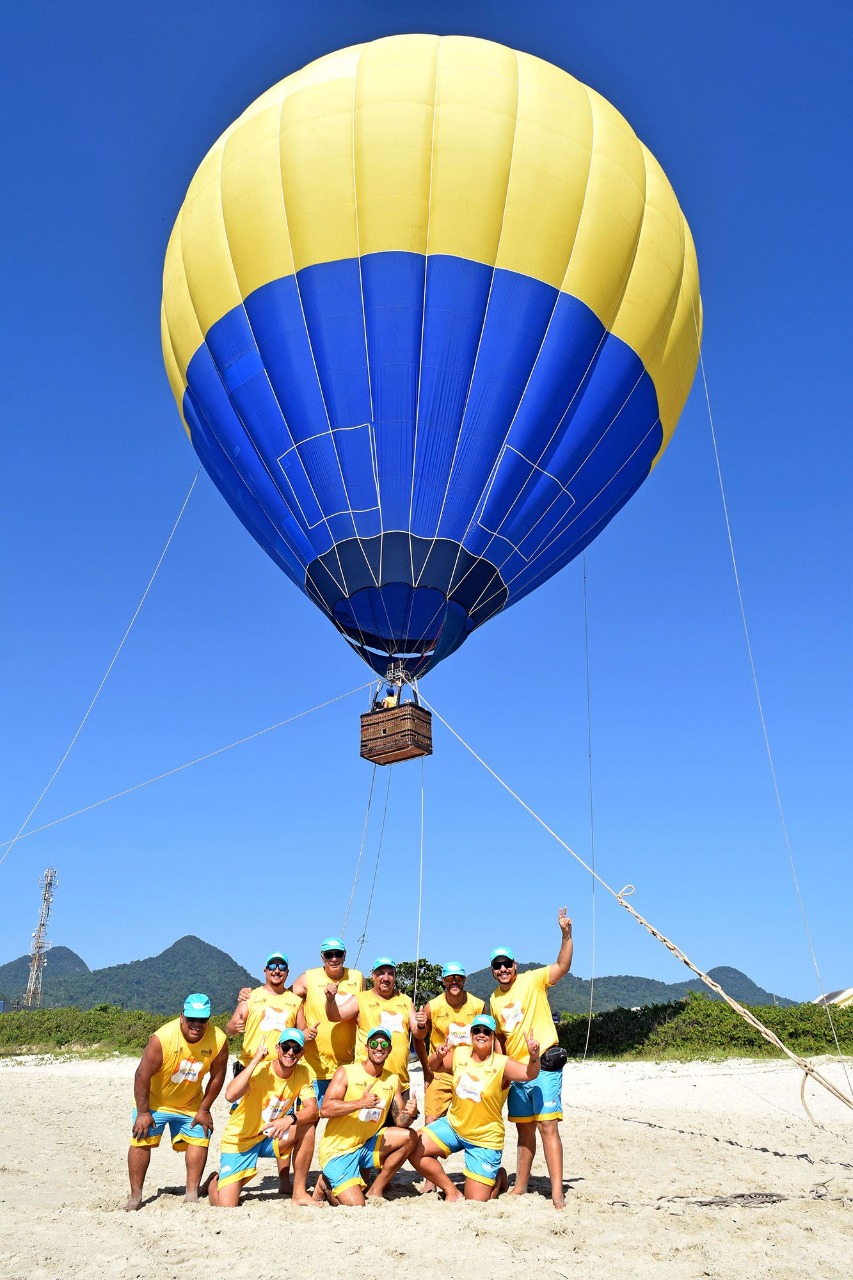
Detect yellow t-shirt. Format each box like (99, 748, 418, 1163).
(220, 1060, 314, 1153)
(148, 1018, 227, 1116)
(490, 966, 558, 1060)
(354, 990, 414, 1087)
(240, 987, 302, 1063)
(446, 1046, 509, 1150)
(427, 991, 485, 1069)
(301, 966, 364, 1080)
(318, 1062, 400, 1164)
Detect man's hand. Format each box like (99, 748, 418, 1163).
(132, 1110, 155, 1140)
(423, 1066, 434, 1085)
(401, 1097, 419, 1123)
(558, 907, 572, 936)
(524, 1033, 540, 1061)
(253, 1044, 270, 1063)
(325, 982, 339, 1000)
(238, 987, 252, 1003)
(415, 1005, 427, 1030)
(304, 1022, 321, 1042)
(191, 1107, 214, 1137)
(265, 1114, 297, 1141)
(359, 1090, 381, 1110)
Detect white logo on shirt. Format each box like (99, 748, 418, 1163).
(379, 1010, 404, 1035)
(500, 1002, 524, 1032)
(260, 1007, 290, 1032)
(261, 1095, 289, 1124)
(455, 1072, 483, 1103)
(171, 1058, 202, 1085)
(446, 1022, 472, 1046)
(358, 1106, 383, 1123)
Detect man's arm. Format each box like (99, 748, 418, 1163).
(319, 1065, 380, 1119)
(410, 1001, 428, 1041)
(225, 1044, 268, 1104)
(225, 987, 253, 1035)
(324, 985, 358, 1023)
(501, 1034, 541, 1087)
(427, 1042, 453, 1074)
(291, 972, 308, 999)
(265, 1093, 319, 1140)
(389, 1089, 419, 1128)
(548, 907, 574, 986)
(413, 1032, 432, 1083)
(191, 1039, 229, 1135)
(131, 1034, 164, 1138)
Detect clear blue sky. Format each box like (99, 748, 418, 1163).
(2, 3, 849, 1002)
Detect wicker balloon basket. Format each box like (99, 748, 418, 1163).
(360, 704, 433, 765)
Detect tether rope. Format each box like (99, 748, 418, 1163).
(581, 553, 597, 1062)
(0, 470, 200, 871)
(341, 763, 378, 937)
(420, 695, 853, 1117)
(0, 683, 373, 853)
(412, 755, 426, 1007)
(693, 305, 851, 1097)
(353, 766, 394, 969)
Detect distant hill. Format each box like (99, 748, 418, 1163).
(465, 962, 795, 1011)
(0, 936, 259, 1015)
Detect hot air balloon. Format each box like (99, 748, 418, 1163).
(162, 35, 701, 696)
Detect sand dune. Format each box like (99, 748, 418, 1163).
(1, 1055, 851, 1279)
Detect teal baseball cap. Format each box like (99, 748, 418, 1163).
(278, 1027, 305, 1049)
(372, 956, 397, 971)
(365, 1025, 393, 1043)
(490, 947, 515, 964)
(320, 937, 346, 954)
(265, 951, 288, 967)
(441, 962, 466, 978)
(471, 1013, 497, 1032)
(183, 994, 211, 1019)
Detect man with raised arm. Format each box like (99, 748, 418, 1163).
(204, 1028, 319, 1207)
(125, 993, 228, 1210)
(315, 1026, 419, 1206)
(325, 956, 426, 1100)
(489, 906, 573, 1210)
(290, 936, 364, 1104)
(409, 1013, 540, 1201)
(226, 950, 302, 1066)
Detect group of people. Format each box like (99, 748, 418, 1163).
(126, 907, 573, 1211)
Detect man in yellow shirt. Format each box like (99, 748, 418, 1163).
(290, 936, 364, 1103)
(204, 1028, 319, 1207)
(410, 1013, 540, 1201)
(316, 1026, 418, 1206)
(489, 906, 573, 1210)
(226, 950, 302, 1065)
(326, 956, 426, 1099)
(421, 962, 485, 1122)
(126, 993, 228, 1210)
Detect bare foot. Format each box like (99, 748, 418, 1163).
(441, 1187, 464, 1203)
(509, 1183, 528, 1196)
(184, 1188, 200, 1204)
(292, 1191, 320, 1207)
(365, 1188, 386, 1201)
(552, 1193, 566, 1210)
(124, 1191, 143, 1212)
(490, 1168, 508, 1200)
(417, 1180, 437, 1195)
(200, 1172, 218, 1199)
(278, 1171, 292, 1197)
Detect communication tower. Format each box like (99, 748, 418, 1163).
(23, 868, 58, 1008)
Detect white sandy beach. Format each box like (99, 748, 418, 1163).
(1, 1055, 851, 1280)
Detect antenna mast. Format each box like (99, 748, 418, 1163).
(23, 868, 58, 1009)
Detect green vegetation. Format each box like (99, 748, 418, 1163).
(3, 992, 849, 1062)
(395, 960, 443, 1004)
(556, 992, 853, 1059)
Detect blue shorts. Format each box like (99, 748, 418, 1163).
(421, 1117, 503, 1186)
(313, 1078, 331, 1104)
(507, 1068, 563, 1123)
(218, 1135, 285, 1189)
(130, 1108, 210, 1149)
(321, 1134, 383, 1195)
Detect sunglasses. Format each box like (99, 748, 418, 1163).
(322, 951, 345, 960)
(367, 1037, 391, 1050)
(266, 962, 289, 972)
(471, 1026, 494, 1036)
(279, 1042, 302, 1055)
(491, 960, 513, 971)
(184, 1017, 209, 1027)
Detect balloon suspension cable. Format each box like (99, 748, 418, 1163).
(692, 303, 852, 1097)
(419, 694, 853, 1119)
(1, 683, 375, 853)
(0, 469, 201, 871)
(581, 553, 597, 1063)
(412, 755, 426, 1007)
(341, 763, 378, 938)
(353, 766, 394, 969)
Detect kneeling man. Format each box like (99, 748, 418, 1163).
(316, 1026, 418, 1206)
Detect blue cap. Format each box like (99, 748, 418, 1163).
(365, 1025, 393, 1043)
(278, 1027, 305, 1049)
(265, 952, 288, 967)
(471, 1014, 497, 1032)
(490, 947, 515, 964)
(183, 994, 211, 1019)
(441, 962, 466, 978)
(320, 937, 346, 954)
(372, 956, 397, 971)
